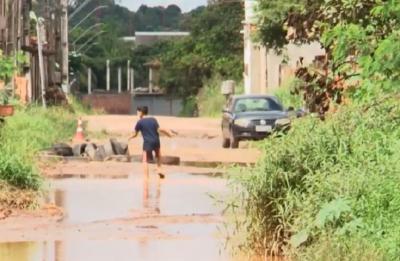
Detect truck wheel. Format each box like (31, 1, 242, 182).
(222, 137, 231, 148)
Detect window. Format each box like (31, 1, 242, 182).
(234, 97, 283, 113)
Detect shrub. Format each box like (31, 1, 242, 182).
(197, 76, 244, 118)
(226, 93, 400, 260)
(0, 107, 75, 190)
(274, 78, 304, 110)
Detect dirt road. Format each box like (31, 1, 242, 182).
(0, 116, 261, 261)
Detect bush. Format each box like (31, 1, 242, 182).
(274, 78, 304, 109)
(179, 96, 198, 117)
(197, 76, 226, 118)
(197, 76, 244, 118)
(0, 107, 75, 190)
(226, 93, 400, 260)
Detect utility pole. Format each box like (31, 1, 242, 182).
(61, 0, 70, 94)
(106, 59, 110, 91)
(37, 19, 46, 108)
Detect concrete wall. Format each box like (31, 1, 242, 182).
(243, 1, 325, 94)
(82, 93, 183, 116)
(132, 94, 182, 116)
(266, 42, 325, 90)
(82, 93, 132, 114)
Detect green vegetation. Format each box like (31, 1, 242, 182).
(228, 94, 400, 260)
(225, 0, 400, 259)
(197, 77, 245, 117)
(0, 107, 75, 190)
(69, 0, 187, 35)
(69, 1, 243, 115)
(197, 77, 227, 117)
(159, 2, 243, 99)
(0, 51, 15, 82)
(255, 0, 400, 113)
(68, 1, 190, 91)
(274, 78, 303, 110)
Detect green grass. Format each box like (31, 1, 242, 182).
(274, 78, 303, 109)
(67, 95, 95, 115)
(225, 92, 400, 260)
(0, 107, 75, 190)
(197, 76, 244, 118)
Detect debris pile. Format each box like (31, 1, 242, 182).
(50, 139, 129, 162)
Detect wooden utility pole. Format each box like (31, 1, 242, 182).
(37, 20, 46, 108)
(60, 0, 69, 93)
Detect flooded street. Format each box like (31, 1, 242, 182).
(0, 172, 230, 261)
(0, 116, 261, 261)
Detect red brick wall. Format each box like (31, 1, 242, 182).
(82, 93, 132, 114)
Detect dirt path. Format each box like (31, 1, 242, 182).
(0, 116, 261, 261)
(85, 115, 261, 165)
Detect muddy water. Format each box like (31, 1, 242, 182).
(0, 239, 228, 261)
(46, 173, 225, 223)
(0, 173, 232, 261)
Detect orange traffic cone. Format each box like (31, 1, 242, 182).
(73, 118, 85, 142)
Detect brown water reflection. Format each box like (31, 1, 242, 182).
(0, 238, 231, 261)
(46, 173, 225, 223)
(0, 173, 235, 261)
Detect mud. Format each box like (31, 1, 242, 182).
(0, 116, 263, 261)
(0, 173, 231, 261)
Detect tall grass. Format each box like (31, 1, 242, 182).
(0, 107, 75, 190)
(274, 78, 303, 109)
(226, 93, 400, 260)
(197, 76, 244, 118)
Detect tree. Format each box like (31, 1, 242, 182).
(255, 0, 400, 113)
(159, 2, 244, 98)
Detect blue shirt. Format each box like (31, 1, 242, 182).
(135, 117, 160, 151)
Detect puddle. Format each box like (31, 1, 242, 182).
(46, 173, 227, 223)
(0, 239, 229, 261)
(1, 173, 233, 261)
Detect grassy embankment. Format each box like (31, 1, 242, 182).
(0, 101, 82, 209)
(226, 89, 400, 260)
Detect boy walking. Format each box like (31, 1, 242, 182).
(129, 106, 173, 179)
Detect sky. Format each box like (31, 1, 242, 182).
(116, 0, 207, 12)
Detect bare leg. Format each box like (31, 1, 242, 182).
(142, 169, 149, 209)
(142, 151, 149, 176)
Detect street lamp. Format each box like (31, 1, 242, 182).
(77, 31, 105, 52)
(69, 0, 96, 21)
(69, 5, 108, 33)
(71, 23, 103, 46)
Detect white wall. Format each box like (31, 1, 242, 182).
(266, 42, 325, 89)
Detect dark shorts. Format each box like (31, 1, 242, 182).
(143, 141, 160, 163)
(143, 141, 160, 152)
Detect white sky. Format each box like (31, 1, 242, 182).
(116, 0, 207, 12)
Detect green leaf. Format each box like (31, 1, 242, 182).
(289, 229, 309, 248)
(315, 198, 351, 228)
